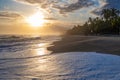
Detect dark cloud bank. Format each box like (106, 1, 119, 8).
(16, 0, 120, 14)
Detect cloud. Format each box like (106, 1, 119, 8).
(53, 0, 95, 14)
(15, 0, 56, 8)
(92, 0, 120, 15)
(15, 0, 95, 14)
(44, 17, 57, 20)
(15, 0, 120, 16)
(0, 11, 23, 20)
(102, 0, 120, 9)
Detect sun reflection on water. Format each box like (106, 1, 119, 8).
(34, 43, 51, 56)
(28, 43, 58, 75)
(24, 43, 64, 79)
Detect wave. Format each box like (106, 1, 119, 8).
(0, 35, 42, 53)
(0, 35, 60, 53)
(0, 35, 41, 43)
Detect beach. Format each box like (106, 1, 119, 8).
(0, 35, 120, 79)
(1, 0, 120, 79)
(48, 35, 120, 55)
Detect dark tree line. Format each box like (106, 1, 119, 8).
(66, 8, 120, 35)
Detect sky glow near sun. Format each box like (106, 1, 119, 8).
(0, 0, 120, 35)
(26, 11, 45, 28)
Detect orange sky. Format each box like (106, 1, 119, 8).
(0, 0, 120, 35)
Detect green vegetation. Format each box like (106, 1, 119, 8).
(66, 8, 120, 35)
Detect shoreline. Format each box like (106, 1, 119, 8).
(48, 35, 120, 56)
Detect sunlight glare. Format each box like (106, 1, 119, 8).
(26, 11, 45, 27)
(35, 43, 51, 56)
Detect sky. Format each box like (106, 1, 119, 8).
(0, 0, 120, 35)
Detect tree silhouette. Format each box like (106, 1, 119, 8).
(66, 8, 120, 35)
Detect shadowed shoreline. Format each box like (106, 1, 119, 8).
(48, 35, 120, 56)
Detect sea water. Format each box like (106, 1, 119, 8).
(0, 35, 120, 80)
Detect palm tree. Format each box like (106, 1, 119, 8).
(102, 8, 120, 20)
(111, 8, 120, 18)
(66, 8, 120, 35)
(101, 9, 110, 20)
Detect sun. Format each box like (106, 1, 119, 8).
(26, 11, 45, 27)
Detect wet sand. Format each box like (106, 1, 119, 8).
(48, 35, 120, 55)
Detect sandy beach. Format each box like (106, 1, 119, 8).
(0, 35, 120, 79)
(48, 35, 120, 55)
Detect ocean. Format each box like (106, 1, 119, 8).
(0, 35, 120, 80)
